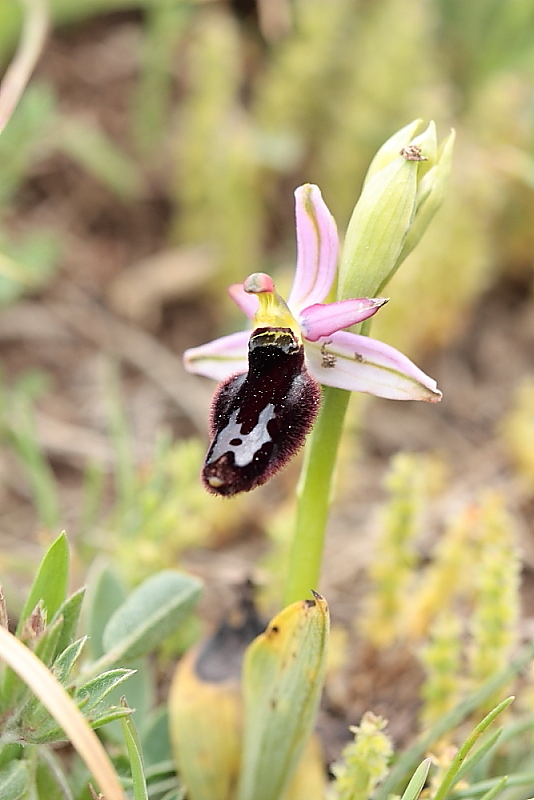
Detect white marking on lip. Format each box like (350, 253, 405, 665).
(208, 404, 275, 468)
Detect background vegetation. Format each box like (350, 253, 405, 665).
(1, 0, 534, 798)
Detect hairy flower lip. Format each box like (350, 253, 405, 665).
(183, 183, 442, 404)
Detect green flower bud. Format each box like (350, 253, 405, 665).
(363, 119, 423, 184)
(397, 129, 456, 266)
(338, 122, 454, 301)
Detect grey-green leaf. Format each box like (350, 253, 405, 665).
(141, 706, 172, 767)
(35, 751, 74, 800)
(101, 571, 202, 664)
(84, 559, 127, 662)
(0, 760, 29, 800)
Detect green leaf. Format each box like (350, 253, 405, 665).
(51, 588, 85, 660)
(8, 398, 62, 530)
(83, 560, 127, 662)
(238, 594, 329, 800)
(76, 669, 135, 712)
(17, 533, 69, 634)
(0, 747, 22, 772)
(35, 750, 74, 800)
(141, 706, 172, 767)
(3, 615, 63, 711)
(100, 571, 202, 666)
(0, 760, 29, 800)
(477, 777, 508, 800)
(33, 615, 63, 669)
(102, 658, 154, 745)
(55, 117, 145, 202)
(400, 759, 432, 800)
(89, 706, 133, 730)
(121, 701, 149, 800)
(52, 638, 87, 685)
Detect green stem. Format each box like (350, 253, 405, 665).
(283, 386, 350, 605)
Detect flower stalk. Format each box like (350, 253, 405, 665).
(283, 386, 350, 605)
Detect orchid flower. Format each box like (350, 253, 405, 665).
(184, 184, 441, 496)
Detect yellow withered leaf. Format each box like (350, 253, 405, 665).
(169, 646, 242, 800)
(237, 593, 329, 800)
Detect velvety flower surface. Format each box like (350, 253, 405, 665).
(184, 184, 441, 404)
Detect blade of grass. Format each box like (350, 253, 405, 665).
(399, 759, 432, 800)
(120, 698, 148, 800)
(478, 777, 508, 800)
(454, 729, 502, 784)
(9, 393, 61, 531)
(431, 698, 513, 800)
(374, 642, 534, 800)
(451, 774, 534, 799)
(0, 0, 48, 135)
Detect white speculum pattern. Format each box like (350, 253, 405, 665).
(208, 404, 275, 467)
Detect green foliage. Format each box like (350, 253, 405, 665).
(121, 703, 149, 800)
(360, 453, 440, 646)
(331, 712, 393, 800)
(238, 596, 329, 800)
(0, 531, 202, 799)
(419, 611, 464, 728)
(361, 460, 525, 735)
(467, 494, 520, 711)
(0, 759, 29, 800)
(17, 532, 68, 633)
(97, 570, 202, 668)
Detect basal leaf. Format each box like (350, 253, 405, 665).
(84, 560, 127, 662)
(101, 571, 202, 665)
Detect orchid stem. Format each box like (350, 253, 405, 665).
(283, 386, 350, 605)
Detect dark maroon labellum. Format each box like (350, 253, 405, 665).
(202, 327, 321, 496)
